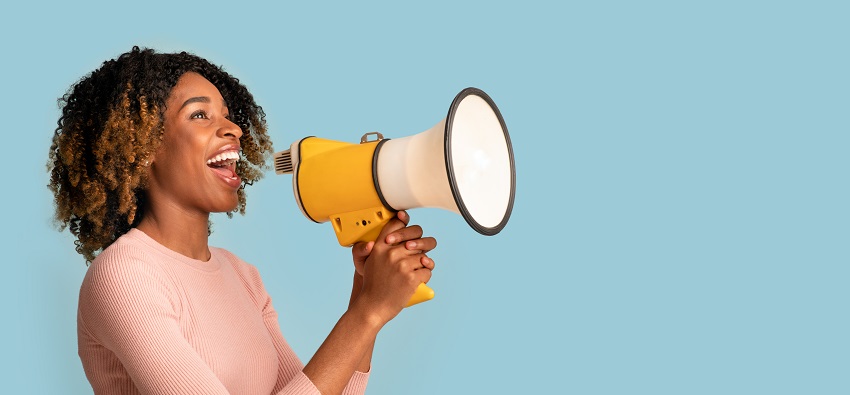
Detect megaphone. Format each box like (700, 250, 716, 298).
(273, 87, 515, 307)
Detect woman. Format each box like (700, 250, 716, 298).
(48, 46, 436, 394)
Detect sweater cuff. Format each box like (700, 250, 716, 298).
(278, 372, 321, 395)
(342, 369, 370, 395)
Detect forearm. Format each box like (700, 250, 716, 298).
(356, 339, 374, 374)
(317, 212, 434, 393)
(302, 298, 382, 395)
(349, 273, 375, 373)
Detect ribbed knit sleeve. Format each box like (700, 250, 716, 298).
(219, 249, 370, 395)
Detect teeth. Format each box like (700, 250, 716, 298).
(206, 150, 240, 166)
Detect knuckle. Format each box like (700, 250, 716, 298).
(388, 248, 405, 261)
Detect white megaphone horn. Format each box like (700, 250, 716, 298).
(273, 87, 516, 306)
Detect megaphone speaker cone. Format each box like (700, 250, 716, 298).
(446, 88, 515, 235)
(375, 88, 515, 236)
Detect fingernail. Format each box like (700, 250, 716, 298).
(406, 241, 417, 249)
(386, 235, 397, 244)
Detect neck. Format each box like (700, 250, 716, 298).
(136, 201, 212, 261)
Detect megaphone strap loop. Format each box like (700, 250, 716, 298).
(360, 132, 384, 144)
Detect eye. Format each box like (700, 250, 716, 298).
(190, 110, 208, 120)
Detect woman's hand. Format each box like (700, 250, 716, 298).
(350, 211, 436, 326)
(307, 211, 436, 393)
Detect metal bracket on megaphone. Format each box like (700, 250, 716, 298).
(360, 131, 384, 144)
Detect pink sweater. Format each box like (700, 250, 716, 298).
(78, 228, 369, 394)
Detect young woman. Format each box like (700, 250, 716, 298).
(48, 46, 436, 394)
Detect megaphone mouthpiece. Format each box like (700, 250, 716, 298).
(274, 149, 293, 174)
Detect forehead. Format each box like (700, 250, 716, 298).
(166, 72, 225, 106)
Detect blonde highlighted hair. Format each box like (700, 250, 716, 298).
(48, 47, 272, 262)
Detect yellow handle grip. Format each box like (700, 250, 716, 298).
(407, 283, 435, 307)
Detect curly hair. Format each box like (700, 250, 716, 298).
(48, 46, 273, 263)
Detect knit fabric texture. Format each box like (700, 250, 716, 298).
(78, 228, 368, 394)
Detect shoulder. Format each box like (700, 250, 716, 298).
(211, 247, 272, 309)
(78, 233, 181, 338)
(85, 233, 169, 284)
(212, 247, 263, 284)
(80, 233, 178, 310)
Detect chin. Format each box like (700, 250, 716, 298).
(209, 198, 240, 214)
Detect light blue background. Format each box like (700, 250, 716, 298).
(3, 1, 848, 393)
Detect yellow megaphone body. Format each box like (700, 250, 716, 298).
(274, 87, 515, 307)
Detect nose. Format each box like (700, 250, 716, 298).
(218, 117, 244, 140)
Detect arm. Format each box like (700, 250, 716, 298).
(347, 268, 375, 376)
(301, 211, 437, 395)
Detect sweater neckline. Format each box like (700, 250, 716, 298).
(126, 228, 222, 272)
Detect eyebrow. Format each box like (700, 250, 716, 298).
(180, 96, 211, 110)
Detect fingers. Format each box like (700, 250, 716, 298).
(396, 253, 433, 285)
(397, 210, 410, 225)
(375, 217, 408, 246)
(419, 256, 435, 271)
(351, 241, 374, 259)
(379, 246, 433, 281)
(350, 241, 374, 275)
(404, 237, 437, 253)
(358, 210, 438, 314)
(417, 269, 432, 285)
(385, 225, 423, 245)
(383, 211, 416, 245)
(413, 257, 433, 284)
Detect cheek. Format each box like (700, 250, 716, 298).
(158, 131, 205, 167)
(150, 145, 198, 185)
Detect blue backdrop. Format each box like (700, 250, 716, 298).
(3, 1, 848, 393)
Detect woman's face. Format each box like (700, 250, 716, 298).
(147, 72, 243, 215)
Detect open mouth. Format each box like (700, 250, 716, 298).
(207, 150, 241, 187)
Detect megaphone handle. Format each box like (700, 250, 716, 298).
(407, 283, 434, 307)
(330, 207, 435, 308)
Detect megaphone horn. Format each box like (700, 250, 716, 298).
(274, 87, 516, 306)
